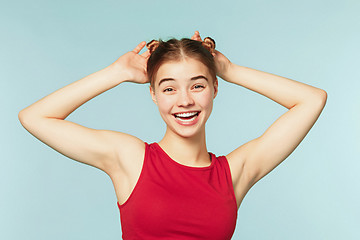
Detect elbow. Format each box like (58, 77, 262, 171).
(317, 89, 328, 106)
(18, 109, 36, 127)
(18, 110, 26, 123)
(301, 88, 327, 111)
(308, 88, 327, 112)
(18, 110, 29, 127)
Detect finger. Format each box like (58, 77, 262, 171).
(191, 31, 198, 40)
(132, 41, 146, 54)
(195, 31, 202, 42)
(141, 49, 151, 58)
(193, 30, 202, 42)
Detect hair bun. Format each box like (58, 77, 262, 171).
(146, 40, 160, 54)
(202, 37, 216, 53)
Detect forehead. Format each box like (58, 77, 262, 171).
(154, 58, 211, 84)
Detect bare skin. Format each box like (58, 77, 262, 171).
(18, 31, 327, 210)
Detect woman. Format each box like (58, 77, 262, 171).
(18, 31, 327, 239)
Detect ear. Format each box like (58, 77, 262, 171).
(213, 78, 218, 99)
(150, 85, 157, 105)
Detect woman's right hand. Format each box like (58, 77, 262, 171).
(18, 41, 151, 177)
(109, 41, 151, 84)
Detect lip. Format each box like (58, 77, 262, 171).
(172, 110, 201, 115)
(172, 111, 201, 126)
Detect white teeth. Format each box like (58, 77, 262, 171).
(176, 115, 197, 122)
(174, 112, 198, 117)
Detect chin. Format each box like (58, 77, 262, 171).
(167, 123, 206, 139)
(171, 130, 202, 139)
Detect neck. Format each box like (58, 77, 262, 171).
(158, 127, 210, 167)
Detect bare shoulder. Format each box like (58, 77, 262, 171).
(99, 130, 146, 176)
(101, 130, 147, 204)
(226, 139, 259, 196)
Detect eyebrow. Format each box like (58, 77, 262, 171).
(158, 75, 208, 86)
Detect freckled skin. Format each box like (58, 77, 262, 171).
(150, 58, 218, 139)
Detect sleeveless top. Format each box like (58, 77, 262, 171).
(117, 142, 238, 240)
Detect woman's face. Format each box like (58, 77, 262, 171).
(150, 58, 218, 138)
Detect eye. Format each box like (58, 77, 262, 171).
(163, 88, 174, 92)
(193, 84, 205, 90)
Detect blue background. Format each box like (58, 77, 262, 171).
(2, 0, 359, 239)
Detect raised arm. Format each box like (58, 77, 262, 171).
(223, 60, 327, 187)
(18, 42, 150, 175)
(192, 31, 327, 193)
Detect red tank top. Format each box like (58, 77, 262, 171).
(117, 142, 238, 240)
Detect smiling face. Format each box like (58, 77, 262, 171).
(150, 57, 218, 138)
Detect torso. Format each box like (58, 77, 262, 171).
(109, 142, 250, 210)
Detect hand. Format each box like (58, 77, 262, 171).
(191, 31, 232, 80)
(109, 41, 150, 84)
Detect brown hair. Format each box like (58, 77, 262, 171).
(146, 37, 216, 88)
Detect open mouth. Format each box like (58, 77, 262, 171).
(173, 111, 200, 122)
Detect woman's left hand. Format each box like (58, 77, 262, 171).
(191, 31, 232, 80)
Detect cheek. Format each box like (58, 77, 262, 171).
(197, 90, 214, 110)
(156, 95, 174, 113)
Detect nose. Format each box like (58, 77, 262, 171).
(177, 90, 195, 107)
